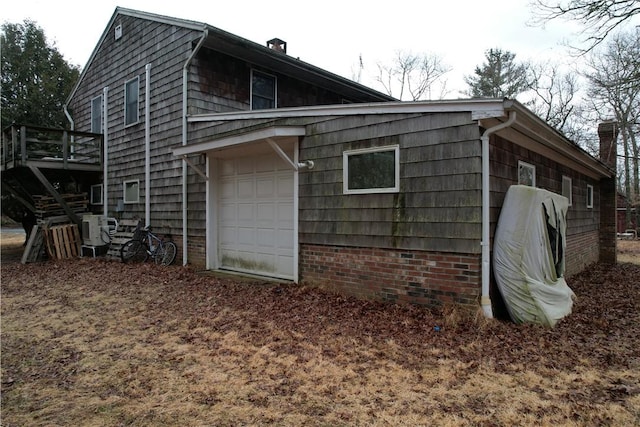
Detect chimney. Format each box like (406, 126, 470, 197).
(597, 120, 618, 265)
(267, 38, 286, 54)
(598, 121, 619, 171)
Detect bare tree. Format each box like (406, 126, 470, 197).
(527, 62, 580, 130)
(585, 29, 640, 231)
(374, 50, 451, 101)
(531, 0, 640, 52)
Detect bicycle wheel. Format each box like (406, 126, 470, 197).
(121, 239, 149, 263)
(155, 241, 177, 266)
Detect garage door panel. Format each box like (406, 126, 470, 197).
(237, 179, 254, 198)
(218, 152, 295, 280)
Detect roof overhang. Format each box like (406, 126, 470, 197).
(173, 126, 306, 157)
(180, 98, 613, 181)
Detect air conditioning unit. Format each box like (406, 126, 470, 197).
(82, 214, 111, 246)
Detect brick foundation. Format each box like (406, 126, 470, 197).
(565, 230, 599, 277)
(300, 244, 481, 307)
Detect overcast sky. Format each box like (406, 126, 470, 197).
(3, 0, 634, 98)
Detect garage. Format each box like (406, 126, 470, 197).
(218, 152, 295, 279)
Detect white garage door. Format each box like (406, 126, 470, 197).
(218, 152, 295, 279)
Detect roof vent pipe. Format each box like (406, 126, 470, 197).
(480, 110, 517, 318)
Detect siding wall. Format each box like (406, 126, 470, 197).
(67, 15, 203, 253)
(490, 135, 601, 276)
(299, 112, 483, 254)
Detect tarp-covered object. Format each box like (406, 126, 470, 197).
(493, 185, 575, 327)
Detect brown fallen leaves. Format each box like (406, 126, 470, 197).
(1, 241, 639, 426)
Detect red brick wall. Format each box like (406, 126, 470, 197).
(300, 244, 481, 307)
(186, 234, 206, 268)
(565, 230, 599, 277)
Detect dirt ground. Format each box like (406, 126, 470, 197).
(1, 231, 639, 426)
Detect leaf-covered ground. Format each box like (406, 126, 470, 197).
(1, 235, 639, 426)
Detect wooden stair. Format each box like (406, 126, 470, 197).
(106, 219, 140, 261)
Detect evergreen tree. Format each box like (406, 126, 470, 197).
(1, 20, 80, 129)
(464, 48, 529, 99)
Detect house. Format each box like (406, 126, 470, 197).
(62, 7, 616, 316)
(617, 192, 638, 235)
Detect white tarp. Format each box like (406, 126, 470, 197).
(493, 185, 575, 327)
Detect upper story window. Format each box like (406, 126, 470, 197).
(91, 95, 102, 133)
(586, 184, 594, 209)
(124, 76, 139, 126)
(518, 161, 536, 187)
(251, 70, 276, 110)
(562, 176, 573, 206)
(343, 145, 400, 194)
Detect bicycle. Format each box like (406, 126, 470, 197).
(120, 221, 177, 266)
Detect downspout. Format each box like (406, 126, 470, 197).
(480, 110, 516, 318)
(182, 29, 208, 266)
(102, 87, 109, 217)
(145, 63, 151, 227)
(63, 105, 74, 131)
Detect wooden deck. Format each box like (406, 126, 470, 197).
(1, 124, 102, 172)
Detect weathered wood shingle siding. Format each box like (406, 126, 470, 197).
(67, 15, 203, 235)
(490, 135, 601, 274)
(299, 112, 483, 254)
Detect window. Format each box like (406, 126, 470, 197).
(562, 176, 572, 206)
(343, 145, 400, 194)
(518, 161, 536, 186)
(90, 184, 103, 205)
(124, 76, 139, 126)
(123, 180, 140, 203)
(91, 95, 102, 133)
(586, 184, 594, 209)
(251, 70, 276, 110)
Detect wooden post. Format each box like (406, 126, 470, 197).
(20, 125, 27, 163)
(62, 130, 68, 168)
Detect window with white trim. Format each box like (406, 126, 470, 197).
(343, 145, 400, 194)
(90, 184, 103, 205)
(562, 176, 572, 206)
(124, 76, 139, 126)
(251, 70, 276, 110)
(123, 180, 140, 204)
(586, 184, 593, 209)
(518, 161, 536, 186)
(91, 95, 102, 133)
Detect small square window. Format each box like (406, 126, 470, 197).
(124, 76, 139, 126)
(518, 161, 535, 186)
(91, 95, 102, 133)
(343, 145, 400, 194)
(251, 70, 276, 110)
(562, 176, 572, 206)
(586, 184, 593, 209)
(123, 180, 140, 204)
(90, 184, 103, 205)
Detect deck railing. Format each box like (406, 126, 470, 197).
(1, 124, 103, 170)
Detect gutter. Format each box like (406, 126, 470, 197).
(181, 29, 208, 266)
(480, 109, 516, 318)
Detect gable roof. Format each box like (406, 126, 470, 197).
(65, 7, 394, 107)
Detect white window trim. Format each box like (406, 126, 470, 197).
(586, 184, 593, 209)
(250, 69, 277, 110)
(123, 179, 140, 204)
(91, 95, 102, 133)
(518, 161, 536, 187)
(124, 76, 140, 126)
(343, 145, 400, 195)
(562, 175, 573, 206)
(90, 184, 103, 205)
